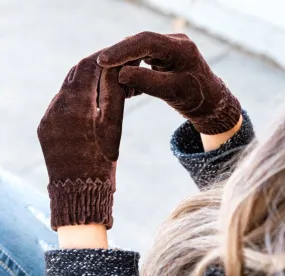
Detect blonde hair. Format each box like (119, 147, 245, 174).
(142, 112, 285, 276)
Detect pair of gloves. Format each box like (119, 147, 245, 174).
(37, 32, 241, 230)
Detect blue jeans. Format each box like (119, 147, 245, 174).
(0, 169, 58, 276)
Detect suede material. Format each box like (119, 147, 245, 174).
(98, 32, 241, 134)
(37, 52, 125, 230)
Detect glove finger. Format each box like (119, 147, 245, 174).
(126, 59, 142, 67)
(68, 52, 101, 90)
(124, 59, 143, 98)
(97, 31, 173, 67)
(63, 66, 77, 85)
(118, 66, 175, 100)
(144, 58, 172, 71)
(99, 67, 125, 119)
(63, 52, 102, 114)
(97, 67, 125, 161)
(144, 58, 164, 67)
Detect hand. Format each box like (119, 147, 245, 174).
(98, 32, 241, 135)
(37, 52, 125, 230)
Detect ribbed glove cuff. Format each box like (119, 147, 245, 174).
(190, 87, 241, 135)
(48, 178, 115, 231)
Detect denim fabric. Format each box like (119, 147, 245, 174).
(0, 169, 58, 276)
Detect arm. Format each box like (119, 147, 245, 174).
(57, 224, 108, 249)
(45, 114, 248, 275)
(201, 115, 243, 152)
(171, 110, 255, 190)
(38, 54, 140, 275)
(48, 115, 245, 273)
(45, 224, 139, 275)
(97, 32, 251, 189)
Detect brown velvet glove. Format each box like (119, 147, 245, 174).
(37, 52, 125, 230)
(98, 32, 241, 134)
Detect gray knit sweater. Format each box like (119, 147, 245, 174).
(45, 110, 254, 276)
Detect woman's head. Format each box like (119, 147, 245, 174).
(142, 112, 285, 276)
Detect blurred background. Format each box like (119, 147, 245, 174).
(1, 0, 285, 255)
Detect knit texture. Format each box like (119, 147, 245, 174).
(204, 265, 225, 276)
(45, 110, 255, 275)
(189, 82, 241, 135)
(48, 178, 115, 229)
(45, 249, 140, 276)
(204, 264, 266, 276)
(171, 109, 255, 190)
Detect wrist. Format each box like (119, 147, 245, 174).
(58, 224, 108, 249)
(190, 89, 241, 135)
(201, 115, 243, 152)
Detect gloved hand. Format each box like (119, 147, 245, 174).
(37, 52, 125, 230)
(98, 32, 241, 134)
